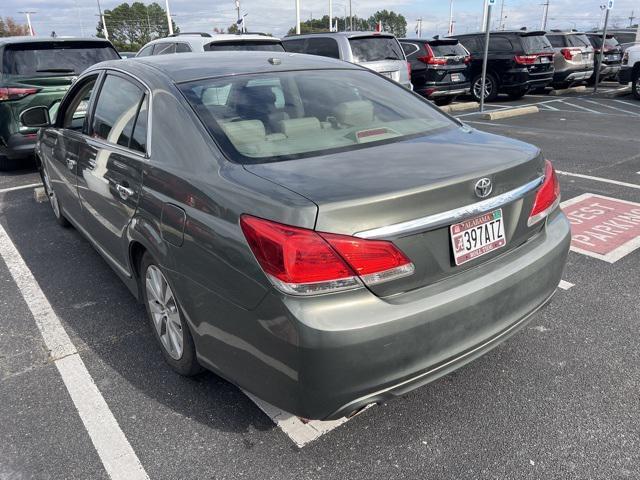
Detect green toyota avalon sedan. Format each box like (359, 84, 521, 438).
(25, 52, 571, 420)
(0, 36, 119, 169)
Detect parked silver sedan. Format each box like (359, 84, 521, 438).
(25, 52, 570, 420)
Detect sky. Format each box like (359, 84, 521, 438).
(1, 0, 638, 39)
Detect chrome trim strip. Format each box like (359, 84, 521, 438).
(355, 176, 544, 239)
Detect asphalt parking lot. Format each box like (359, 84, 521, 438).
(1, 87, 639, 480)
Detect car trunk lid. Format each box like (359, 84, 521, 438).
(244, 127, 546, 297)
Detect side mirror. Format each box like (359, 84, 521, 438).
(20, 106, 51, 128)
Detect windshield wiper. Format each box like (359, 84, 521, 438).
(36, 68, 76, 73)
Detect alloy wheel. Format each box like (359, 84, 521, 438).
(145, 265, 184, 360)
(473, 77, 493, 99)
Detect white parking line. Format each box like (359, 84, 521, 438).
(0, 224, 148, 480)
(558, 280, 574, 290)
(556, 170, 640, 190)
(0, 182, 42, 194)
(613, 99, 640, 109)
(562, 101, 603, 114)
(583, 99, 640, 117)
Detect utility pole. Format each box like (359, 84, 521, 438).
(480, 1, 493, 112)
(236, 1, 241, 26)
(541, 0, 550, 30)
(594, 2, 612, 93)
(295, 0, 301, 34)
(499, 0, 506, 30)
(165, 0, 173, 35)
(448, 0, 454, 36)
(629, 10, 636, 27)
(416, 18, 422, 37)
(96, 0, 108, 40)
(329, 0, 332, 31)
(481, 1, 489, 31)
(19, 11, 36, 36)
(349, 0, 353, 31)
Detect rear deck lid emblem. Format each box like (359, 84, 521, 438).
(475, 178, 493, 199)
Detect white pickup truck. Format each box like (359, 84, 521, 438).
(620, 44, 640, 99)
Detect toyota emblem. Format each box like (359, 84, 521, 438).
(474, 178, 493, 198)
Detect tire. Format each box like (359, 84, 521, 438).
(39, 162, 71, 228)
(434, 97, 455, 106)
(632, 68, 640, 101)
(140, 252, 203, 376)
(471, 73, 499, 102)
(507, 87, 528, 100)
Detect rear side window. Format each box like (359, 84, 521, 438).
(401, 42, 420, 57)
(457, 37, 481, 54)
(588, 36, 620, 49)
(282, 39, 306, 53)
(567, 35, 591, 48)
(155, 43, 176, 55)
(430, 43, 468, 57)
(176, 43, 192, 53)
(137, 44, 154, 57)
(488, 36, 514, 52)
(547, 35, 565, 48)
(521, 35, 554, 54)
(205, 41, 284, 52)
(305, 37, 340, 59)
(2, 41, 119, 76)
(349, 37, 404, 62)
(91, 74, 148, 153)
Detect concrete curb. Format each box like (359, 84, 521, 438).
(549, 86, 587, 96)
(439, 102, 479, 113)
(481, 106, 539, 120)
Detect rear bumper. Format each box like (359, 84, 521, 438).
(245, 209, 571, 420)
(416, 83, 470, 98)
(553, 68, 594, 84)
(501, 70, 554, 90)
(0, 132, 38, 161)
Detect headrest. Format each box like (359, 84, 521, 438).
(279, 117, 321, 137)
(335, 100, 374, 126)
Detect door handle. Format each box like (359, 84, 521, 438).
(115, 184, 135, 201)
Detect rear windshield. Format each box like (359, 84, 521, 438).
(205, 41, 284, 52)
(2, 41, 119, 76)
(588, 36, 620, 49)
(349, 37, 404, 62)
(180, 69, 452, 164)
(430, 42, 468, 57)
(520, 35, 554, 54)
(566, 34, 591, 48)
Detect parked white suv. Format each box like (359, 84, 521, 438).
(620, 44, 640, 99)
(136, 32, 284, 57)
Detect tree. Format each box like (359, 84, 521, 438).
(228, 23, 239, 34)
(368, 10, 407, 37)
(0, 16, 31, 37)
(96, 2, 179, 52)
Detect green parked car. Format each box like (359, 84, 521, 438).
(0, 37, 119, 170)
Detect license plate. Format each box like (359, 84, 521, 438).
(451, 73, 462, 82)
(538, 56, 551, 64)
(450, 209, 506, 266)
(607, 54, 620, 61)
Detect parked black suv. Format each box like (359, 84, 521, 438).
(453, 31, 555, 101)
(400, 37, 470, 106)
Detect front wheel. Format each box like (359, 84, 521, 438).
(40, 162, 70, 227)
(471, 73, 499, 102)
(140, 252, 203, 376)
(632, 69, 640, 100)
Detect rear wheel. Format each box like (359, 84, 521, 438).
(632, 68, 640, 100)
(434, 96, 455, 106)
(140, 252, 203, 376)
(471, 73, 498, 102)
(40, 162, 70, 227)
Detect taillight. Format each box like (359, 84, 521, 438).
(240, 215, 414, 296)
(464, 55, 472, 64)
(418, 44, 447, 65)
(406, 61, 411, 78)
(0, 87, 40, 102)
(560, 48, 580, 61)
(514, 55, 538, 65)
(528, 160, 561, 227)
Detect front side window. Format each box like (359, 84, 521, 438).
(62, 76, 98, 131)
(2, 41, 119, 76)
(180, 69, 453, 164)
(349, 37, 404, 62)
(137, 44, 154, 57)
(91, 74, 148, 153)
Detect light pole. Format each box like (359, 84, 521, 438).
(481, 1, 489, 31)
(96, 0, 109, 40)
(165, 0, 173, 35)
(594, 4, 612, 93)
(480, 2, 493, 112)
(448, 0, 454, 36)
(295, 0, 301, 34)
(19, 11, 36, 36)
(349, 0, 353, 31)
(329, 0, 332, 31)
(541, 0, 550, 30)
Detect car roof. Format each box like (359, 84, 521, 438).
(455, 30, 546, 37)
(95, 51, 363, 84)
(284, 31, 396, 39)
(0, 36, 113, 46)
(400, 38, 460, 44)
(147, 33, 281, 47)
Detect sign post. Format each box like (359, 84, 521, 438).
(594, 0, 614, 93)
(480, 0, 495, 112)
